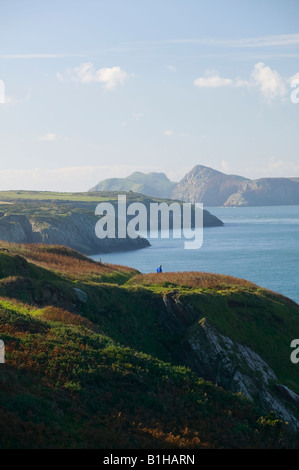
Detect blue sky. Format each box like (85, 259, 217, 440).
(0, 0, 299, 191)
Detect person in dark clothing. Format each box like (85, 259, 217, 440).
(156, 265, 162, 273)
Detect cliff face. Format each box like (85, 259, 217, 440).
(187, 319, 299, 430)
(172, 165, 299, 206)
(0, 214, 40, 244)
(0, 210, 150, 254)
(0, 209, 222, 254)
(225, 178, 299, 206)
(172, 165, 249, 206)
(0, 192, 223, 254)
(158, 291, 299, 430)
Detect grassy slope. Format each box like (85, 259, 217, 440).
(0, 190, 118, 202)
(0, 242, 298, 449)
(128, 273, 299, 394)
(0, 190, 184, 203)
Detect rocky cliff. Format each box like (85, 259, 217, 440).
(0, 208, 149, 255)
(159, 289, 299, 430)
(89, 166, 299, 207)
(172, 165, 249, 205)
(225, 178, 299, 206)
(0, 191, 223, 255)
(172, 165, 299, 206)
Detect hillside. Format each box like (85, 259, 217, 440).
(173, 165, 299, 206)
(89, 171, 177, 199)
(0, 242, 298, 449)
(89, 166, 299, 207)
(172, 165, 249, 206)
(0, 191, 223, 255)
(225, 177, 299, 207)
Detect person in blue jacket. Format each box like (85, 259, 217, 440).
(156, 265, 162, 273)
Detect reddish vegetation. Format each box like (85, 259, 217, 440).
(130, 271, 259, 290)
(41, 306, 99, 331)
(0, 242, 137, 278)
(0, 242, 298, 449)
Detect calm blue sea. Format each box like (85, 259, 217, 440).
(90, 205, 299, 305)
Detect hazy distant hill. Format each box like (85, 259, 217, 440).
(225, 177, 299, 207)
(92, 166, 299, 207)
(89, 171, 177, 199)
(172, 165, 249, 206)
(173, 165, 299, 206)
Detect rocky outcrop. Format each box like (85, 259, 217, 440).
(0, 193, 223, 254)
(188, 319, 299, 430)
(172, 165, 248, 206)
(0, 214, 41, 244)
(0, 211, 150, 255)
(160, 293, 299, 430)
(172, 165, 299, 207)
(225, 178, 299, 207)
(73, 287, 88, 303)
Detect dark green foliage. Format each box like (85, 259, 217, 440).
(0, 243, 298, 449)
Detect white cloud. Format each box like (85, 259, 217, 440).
(194, 75, 233, 88)
(194, 62, 290, 102)
(57, 62, 130, 90)
(251, 62, 287, 101)
(224, 33, 299, 48)
(37, 133, 58, 142)
(289, 72, 299, 83)
(3, 34, 299, 62)
(156, 33, 299, 48)
(164, 130, 174, 136)
(167, 65, 176, 72)
(234, 78, 251, 88)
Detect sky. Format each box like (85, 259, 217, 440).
(0, 0, 299, 191)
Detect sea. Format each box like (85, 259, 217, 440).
(89, 205, 299, 305)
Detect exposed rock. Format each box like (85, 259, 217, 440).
(187, 319, 299, 430)
(73, 287, 88, 303)
(0, 211, 150, 255)
(172, 165, 248, 206)
(275, 384, 299, 407)
(225, 178, 299, 207)
(0, 214, 41, 243)
(172, 164, 299, 206)
(160, 293, 299, 430)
